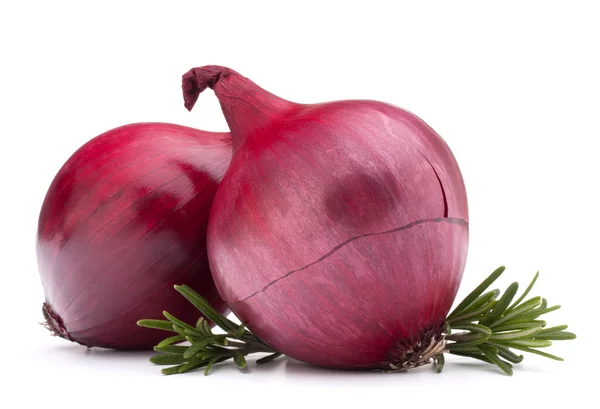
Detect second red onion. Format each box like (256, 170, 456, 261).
(37, 123, 232, 349)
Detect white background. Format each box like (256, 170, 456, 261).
(1, 1, 597, 407)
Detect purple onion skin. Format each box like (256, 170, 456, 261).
(36, 123, 232, 350)
(183, 67, 469, 369)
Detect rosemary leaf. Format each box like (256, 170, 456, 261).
(496, 345, 523, 363)
(534, 325, 568, 335)
(150, 354, 189, 365)
(450, 323, 492, 337)
(517, 305, 561, 321)
(493, 339, 553, 348)
(447, 266, 505, 320)
(178, 358, 209, 374)
(202, 319, 213, 337)
(505, 271, 539, 314)
(458, 290, 500, 316)
(175, 285, 239, 332)
(157, 335, 186, 348)
(434, 354, 445, 373)
(480, 282, 519, 326)
(154, 345, 189, 354)
(182, 326, 205, 338)
(234, 351, 247, 368)
(446, 335, 490, 348)
(488, 327, 542, 341)
(445, 345, 482, 353)
(489, 297, 542, 328)
(478, 344, 513, 375)
(172, 325, 188, 338)
(163, 311, 197, 332)
(505, 345, 564, 361)
(161, 364, 188, 375)
(491, 320, 546, 332)
(137, 319, 175, 332)
(448, 299, 497, 325)
(533, 331, 576, 341)
(184, 341, 210, 359)
(188, 336, 226, 354)
(204, 356, 219, 376)
(197, 351, 217, 360)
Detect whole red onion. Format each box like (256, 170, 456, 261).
(37, 122, 231, 349)
(183, 66, 469, 369)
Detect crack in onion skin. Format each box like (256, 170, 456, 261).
(233, 217, 468, 304)
(36, 123, 232, 349)
(185, 66, 470, 369)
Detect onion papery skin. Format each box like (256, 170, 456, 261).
(36, 123, 231, 350)
(184, 66, 469, 369)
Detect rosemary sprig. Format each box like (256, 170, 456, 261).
(441, 266, 576, 375)
(140, 266, 575, 376)
(137, 285, 278, 375)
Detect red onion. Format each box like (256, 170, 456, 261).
(182, 66, 469, 369)
(37, 122, 231, 350)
